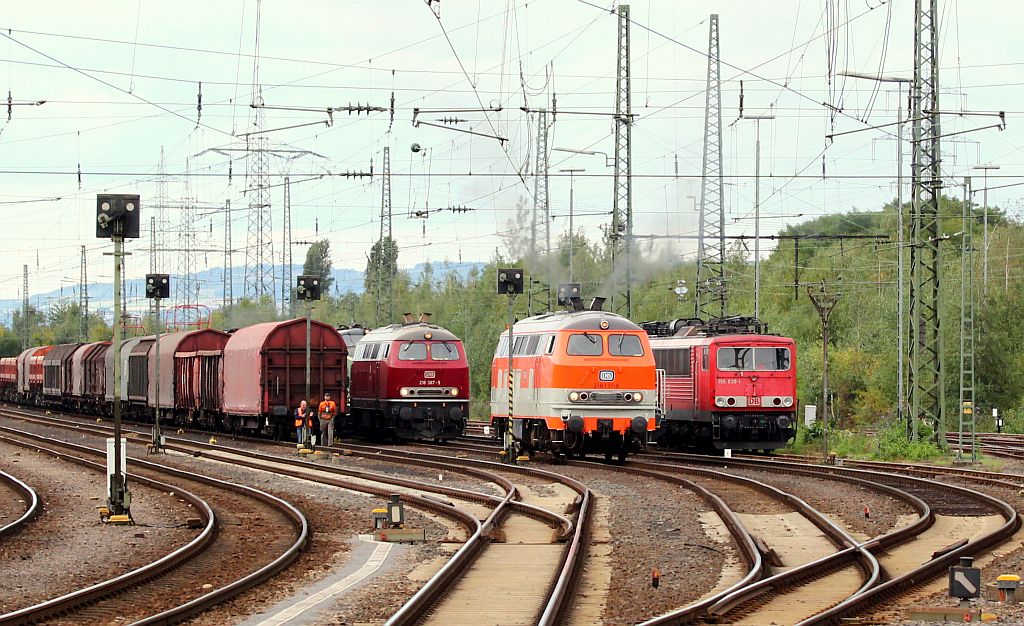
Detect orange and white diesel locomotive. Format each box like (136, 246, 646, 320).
(490, 299, 657, 460)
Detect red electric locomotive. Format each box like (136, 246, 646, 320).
(643, 317, 797, 450)
(347, 313, 468, 441)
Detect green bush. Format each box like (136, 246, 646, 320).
(874, 421, 943, 461)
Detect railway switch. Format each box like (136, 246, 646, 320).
(949, 556, 982, 605)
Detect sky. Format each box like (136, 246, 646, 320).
(0, 0, 1021, 308)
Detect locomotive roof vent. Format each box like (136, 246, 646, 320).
(589, 297, 606, 311)
(402, 312, 415, 324)
(419, 312, 432, 323)
(568, 296, 584, 312)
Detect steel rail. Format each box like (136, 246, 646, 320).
(0, 428, 218, 626)
(0, 406, 572, 537)
(330, 442, 592, 626)
(647, 452, 1020, 625)
(0, 407, 563, 626)
(0, 467, 40, 539)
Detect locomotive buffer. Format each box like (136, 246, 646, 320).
(97, 193, 141, 523)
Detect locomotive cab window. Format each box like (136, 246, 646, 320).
(566, 333, 603, 356)
(608, 334, 644, 356)
(430, 342, 460, 361)
(496, 336, 509, 357)
(717, 346, 791, 371)
(397, 342, 428, 361)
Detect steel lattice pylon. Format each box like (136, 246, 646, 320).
(375, 147, 393, 325)
(281, 176, 292, 315)
(532, 108, 550, 271)
(223, 199, 232, 311)
(21, 264, 28, 349)
(244, 91, 275, 303)
(151, 147, 168, 321)
(958, 177, 976, 460)
(612, 4, 632, 317)
(908, 0, 944, 443)
(695, 14, 726, 320)
(176, 163, 196, 309)
(80, 245, 88, 341)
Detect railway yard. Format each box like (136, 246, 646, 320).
(0, 406, 1022, 625)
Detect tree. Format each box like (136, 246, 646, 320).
(302, 239, 334, 295)
(364, 236, 399, 315)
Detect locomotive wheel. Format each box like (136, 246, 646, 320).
(617, 449, 628, 462)
(604, 449, 614, 463)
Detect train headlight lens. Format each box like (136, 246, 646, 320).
(449, 387, 459, 397)
(634, 392, 643, 402)
(400, 387, 410, 397)
(569, 391, 580, 402)
(715, 396, 726, 407)
(783, 396, 794, 407)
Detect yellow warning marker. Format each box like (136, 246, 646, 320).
(313, 450, 325, 455)
(208, 437, 217, 445)
(298, 448, 313, 455)
(96, 418, 102, 423)
(516, 455, 530, 463)
(107, 514, 132, 525)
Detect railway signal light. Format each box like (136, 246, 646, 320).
(296, 275, 322, 301)
(145, 274, 170, 299)
(557, 282, 581, 305)
(95, 193, 141, 239)
(497, 268, 524, 295)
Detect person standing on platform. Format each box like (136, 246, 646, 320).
(318, 392, 337, 445)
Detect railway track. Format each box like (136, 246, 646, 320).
(0, 420, 309, 626)
(0, 467, 38, 540)
(638, 452, 1019, 625)
(0, 407, 588, 626)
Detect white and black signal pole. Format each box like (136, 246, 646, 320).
(97, 193, 141, 519)
(297, 275, 322, 449)
(146, 274, 170, 453)
(497, 268, 524, 462)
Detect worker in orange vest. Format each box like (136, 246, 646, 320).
(294, 400, 308, 443)
(318, 392, 338, 445)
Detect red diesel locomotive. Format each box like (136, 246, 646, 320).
(643, 317, 797, 450)
(347, 313, 468, 441)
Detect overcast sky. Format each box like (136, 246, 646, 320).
(0, 0, 1020, 306)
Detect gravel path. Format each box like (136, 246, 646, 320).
(0, 439, 199, 614)
(696, 463, 917, 539)
(555, 463, 726, 626)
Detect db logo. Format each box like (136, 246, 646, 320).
(424, 371, 436, 379)
(599, 370, 615, 382)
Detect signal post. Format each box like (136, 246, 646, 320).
(146, 274, 170, 453)
(497, 268, 524, 462)
(297, 275, 322, 450)
(96, 193, 140, 522)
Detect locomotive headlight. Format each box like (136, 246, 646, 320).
(715, 396, 726, 407)
(568, 391, 580, 402)
(449, 387, 459, 397)
(633, 392, 643, 402)
(400, 387, 411, 397)
(783, 396, 794, 407)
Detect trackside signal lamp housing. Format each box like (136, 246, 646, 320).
(96, 193, 141, 239)
(296, 275, 322, 301)
(145, 274, 170, 299)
